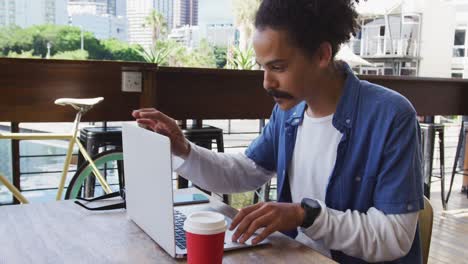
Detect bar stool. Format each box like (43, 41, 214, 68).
(78, 126, 123, 197)
(420, 123, 446, 209)
(446, 121, 468, 203)
(178, 123, 228, 203)
(79, 123, 227, 203)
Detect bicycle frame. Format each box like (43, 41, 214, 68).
(0, 111, 113, 204)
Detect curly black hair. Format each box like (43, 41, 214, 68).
(255, 0, 361, 58)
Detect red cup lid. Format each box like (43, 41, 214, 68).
(183, 211, 227, 235)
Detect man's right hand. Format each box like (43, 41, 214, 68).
(132, 108, 191, 158)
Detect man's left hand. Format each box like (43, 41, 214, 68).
(229, 202, 305, 245)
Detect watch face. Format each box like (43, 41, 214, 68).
(300, 198, 321, 228)
(302, 198, 320, 209)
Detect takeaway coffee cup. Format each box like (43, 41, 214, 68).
(183, 211, 227, 264)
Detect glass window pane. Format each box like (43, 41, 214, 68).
(454, 29, 466, 46)
(453, 48, 465, 57)
(20, 155, 78, 174)
(20, 140, 78, 156)
(21, 171, 75, 191)
(452, 73, 463, 78)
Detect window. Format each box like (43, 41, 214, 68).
(451, 72, 463, 78)
(454, 29, 466, 46)
(379, 26, 385, 36)
(453, 29, 466, 57)
(403, 15, 420, 24)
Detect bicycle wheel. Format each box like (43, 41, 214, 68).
(65, 149, 124, 200)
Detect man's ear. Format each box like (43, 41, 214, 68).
(317, 42, 333, 68)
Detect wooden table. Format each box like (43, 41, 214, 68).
(0, 188, 336, 264)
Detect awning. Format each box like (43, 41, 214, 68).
(335, 45, 374, 67)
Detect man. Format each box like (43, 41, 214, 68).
(133, 0, 424, 263)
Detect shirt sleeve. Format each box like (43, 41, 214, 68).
(174, 142, 274, 194)
(303, 200, 419, 262)
(244, 105, 279, 171)
(374, 112, 424, 214)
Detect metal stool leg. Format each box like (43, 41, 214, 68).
(446, 123, 465, 204)
(216, 135, 224, 153)
(84, 140, 99, 198)
(438, 129, 446, 210)
(421, 126, 435, 198)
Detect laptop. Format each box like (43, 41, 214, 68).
(122, 123, 268, 258)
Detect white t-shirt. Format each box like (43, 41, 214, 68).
(289, 113, 342, 204)
(289, 112, 342, 257)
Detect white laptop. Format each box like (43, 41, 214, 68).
(122, 123, 268, 258)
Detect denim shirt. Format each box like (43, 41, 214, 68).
(245, 64, 424, 263)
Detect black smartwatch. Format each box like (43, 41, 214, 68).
(300, 198, 322, 228)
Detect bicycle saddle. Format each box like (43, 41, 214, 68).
(54, 97, 104, 112)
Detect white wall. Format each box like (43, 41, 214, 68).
(418, 0, 456, 77)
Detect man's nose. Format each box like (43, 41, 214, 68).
(263, 71, 278, 90)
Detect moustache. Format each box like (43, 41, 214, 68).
(266, 89, 294, 99)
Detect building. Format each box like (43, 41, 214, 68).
(68, 0, 119, 16)
(68, 0, 127, 41)
(155, 0, 173, 30)
(353, 0, 424, 76)
(202, 23, 236, 47)
(353, 0, 462, 78)
(127, 0, 174, 49)
(168, 23, 235, 48)
(446, 0, 468, 78)
(198, 0, 233, 26)
(197, 0, 235, 47)
(68, 0, 108, 16)
(69, 14, 127, 41)
(173, 0, 198, 28)
(0, 0, 68, 27)
(168, 25, 200, 47)
(115, 0, 126, 17)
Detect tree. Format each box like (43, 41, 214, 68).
(101, 39, 144, 62)
(0, 25, 136, 61)
(52, 50, 89, 60)
(144, 9, 168, 46)
(7, 50, 40, 59)
(184, 40, 217, 68)
(135, 43, 173, 65)
(0, 26, 35, 56)
(166, 39, 217, 68)
(213, 45, 227, 68)
(226, 45, 256, 70)
(232, 0, 260, 52)
(0, 25, 110, 59)
(135, 39, 216, 68)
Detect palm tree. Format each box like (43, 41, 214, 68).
(232, 0, 260, 52)
(226, 45, 256, 70)
(134, 42, 176, 65)
(143, 9, 168, 46)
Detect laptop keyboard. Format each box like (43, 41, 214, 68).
(174, 210, 187, 249)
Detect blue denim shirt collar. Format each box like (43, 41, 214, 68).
(285, 62, 359, 132)
(333, 63, 360, 131)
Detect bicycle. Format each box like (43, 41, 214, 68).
(0, 97, 124, 203)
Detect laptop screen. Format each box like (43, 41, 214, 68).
(122, 123, 177, 257)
